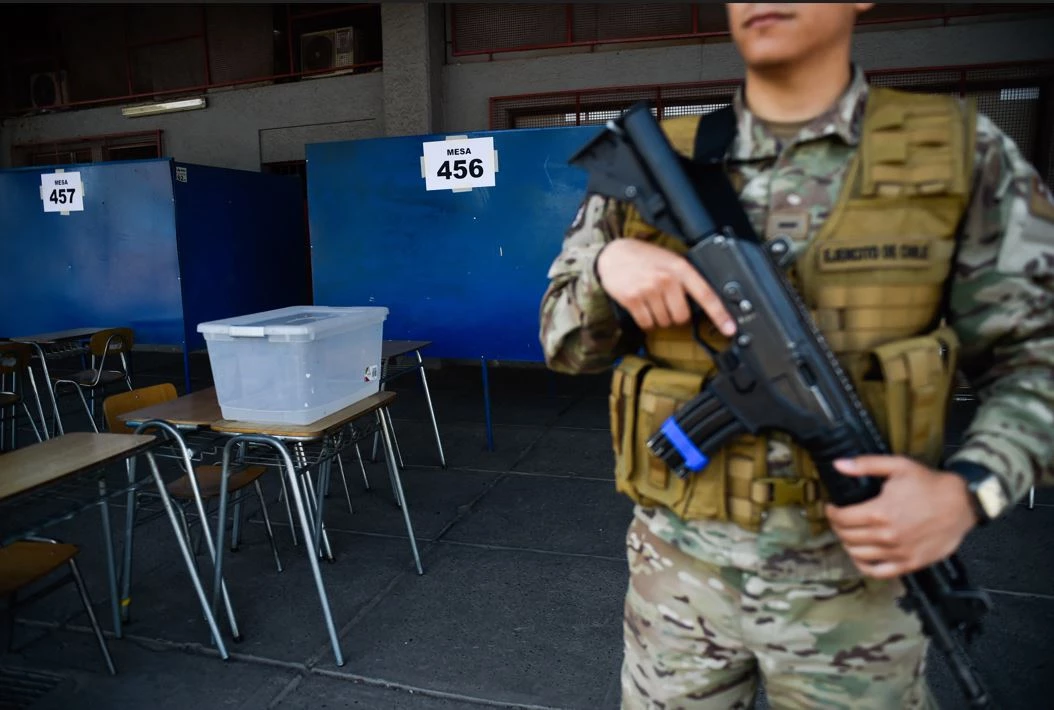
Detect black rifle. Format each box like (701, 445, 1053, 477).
(568, 101, 995, 709)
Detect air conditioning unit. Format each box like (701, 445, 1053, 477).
(300, 27, 356, 77)
(30, 71, 69, 109)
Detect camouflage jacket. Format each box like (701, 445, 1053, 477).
(538, 65, 1054, 582)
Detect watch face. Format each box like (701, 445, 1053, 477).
(976, 477, 1010, 519)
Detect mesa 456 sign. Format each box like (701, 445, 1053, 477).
(420, 136, 498, 192)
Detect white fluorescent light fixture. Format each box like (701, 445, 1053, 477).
(122, 97, 206, 118)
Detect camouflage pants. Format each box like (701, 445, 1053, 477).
(620, 516, 936, 710)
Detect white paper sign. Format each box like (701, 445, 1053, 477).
(40, 171, 84, 214)
(421, 136, 497, 192)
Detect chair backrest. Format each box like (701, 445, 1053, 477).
(0, 341, 32, 376)
(89, 328, 135, 359)
(103, 383, 177, 433)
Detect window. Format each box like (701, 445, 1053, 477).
(0, 4, 382, 117)
(493, 83, 735, 130)
(11, 131, 163, 167)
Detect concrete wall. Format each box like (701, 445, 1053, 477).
(429, 4, 447, 134)
(0, 71, 384, 171)
(381, 3, 436, 136)
(443, 15, 1054, 131)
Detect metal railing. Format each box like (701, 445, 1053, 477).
(453, 3, 1052, 58)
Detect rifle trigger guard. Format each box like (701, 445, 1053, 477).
(688, 309, 722, 361)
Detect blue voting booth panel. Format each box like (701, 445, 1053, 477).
(0, 159, 307, 355)
(0, 160, 184, 344)
(307, 125, 599, 362)
(173, 162, 309, 351)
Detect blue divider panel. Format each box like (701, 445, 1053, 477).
(307, 125, 597, 362)
(0, 160, 183, 344)
(0, 159, 308, 356)
(172, 162, 309, 351)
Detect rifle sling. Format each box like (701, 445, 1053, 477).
(682, 103, 761, 246)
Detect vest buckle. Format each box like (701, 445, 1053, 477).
(749, 477, 821, 508)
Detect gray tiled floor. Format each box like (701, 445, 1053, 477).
(1, 352, 1051, 709)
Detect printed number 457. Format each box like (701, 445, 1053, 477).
(436, 158, 483, 180)
(49, 188, 76, 204)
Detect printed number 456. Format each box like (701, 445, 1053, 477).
(436, 158, 483, 180)
(49, 188, 76, 205)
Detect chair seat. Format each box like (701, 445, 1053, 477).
(166, 464, 267, 500)
(0, 541, 79, 596)
(0, 392, 19, 407)
(52, 369, 127, 387)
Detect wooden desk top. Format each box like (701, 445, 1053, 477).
(0, 432, 156, 502)
(118, 386, 396, 440)
(211, 390, 396, 439)
(382, 340, 431, 359)
(119, 387, 223, 429)
(12, 327, 113, 344)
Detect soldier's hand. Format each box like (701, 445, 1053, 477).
(595, 239, 736, 335)
(824, 455, 980, 580)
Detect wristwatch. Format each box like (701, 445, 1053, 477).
(949, 461, 1011, 525)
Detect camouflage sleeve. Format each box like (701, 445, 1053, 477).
(539, 193, 639, 374)
(944, 113, 1054, 503)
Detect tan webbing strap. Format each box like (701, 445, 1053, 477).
(610, 356, 651, 460)
(861, 88, 971, 198)
(825, 329, 931, 356)
(609, 369, 626, 457)
(814, 283, 941, 309)
(905, 346, 939, 454)
(790, 448, 831, 534)
(811, 306, 936, 332)
(725, 436, 768, 530)
(640, 390, 675, 489)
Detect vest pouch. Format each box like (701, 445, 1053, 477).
(625, 366, 731, 520)
(858, 326, 960, 464)
(609, 355, 658, 505)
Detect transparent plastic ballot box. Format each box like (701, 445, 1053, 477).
(197, 305, 388, 425)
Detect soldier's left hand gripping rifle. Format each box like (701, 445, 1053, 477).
(568, 102, 996, 710)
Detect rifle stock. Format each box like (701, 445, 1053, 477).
(568, 102, 995, 709)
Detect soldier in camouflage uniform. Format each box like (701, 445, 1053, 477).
(539, 4, 1054, 709)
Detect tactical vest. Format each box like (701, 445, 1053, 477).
(608, 87, 975, 534)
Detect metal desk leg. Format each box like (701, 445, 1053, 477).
(415, 349, 446, 468)
(120, 460, 138, 623)
(334, 453, 354, 514)
(379, 407, 423, 575)
(215, 435, 345, 666)
(303, 461, 335, 561)
(25, 367, 48, 443)
(370, 356, 406, 468)
(28, 343, 64, 437)
(354, 444, 371, 490)
(135, 421, 241, 642)
(293, 443, 333, 561)
(97, 480, 121, 638)
(141, 449, 229, 659)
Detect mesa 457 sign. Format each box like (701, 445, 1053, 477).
(39, 170, 85, 215)
(420, 136, 498, 193)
